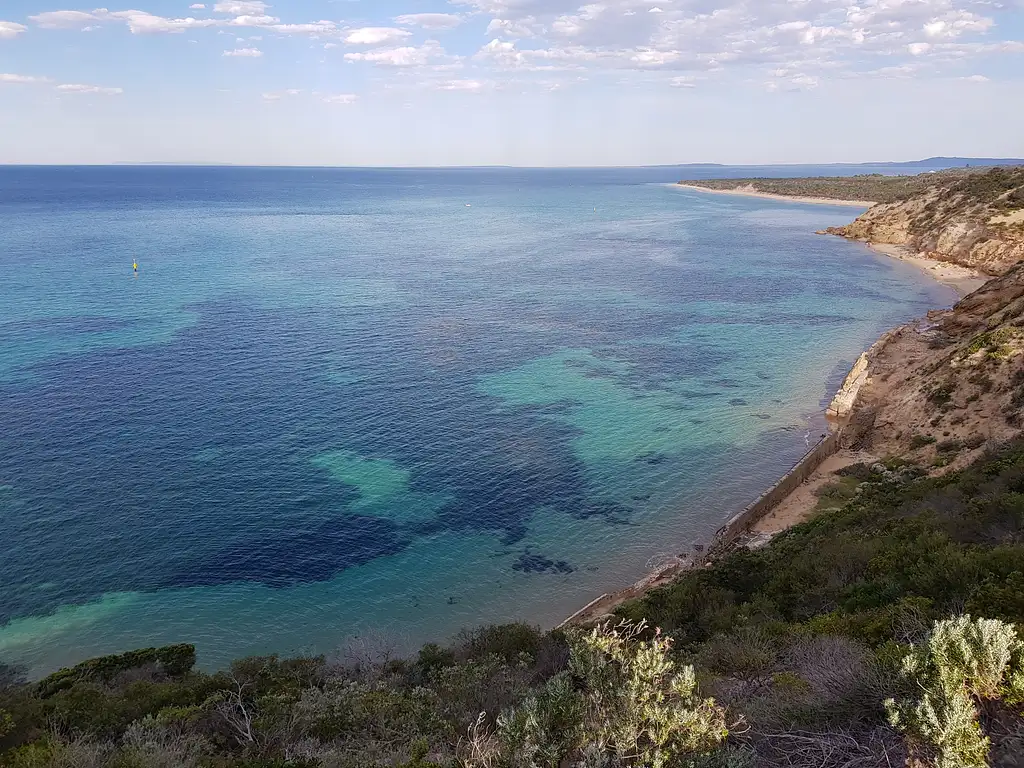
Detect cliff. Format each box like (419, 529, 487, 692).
(824, 166, 1024, 276)
(826, 352, 868, 419)
(851, 262, 1024, 469)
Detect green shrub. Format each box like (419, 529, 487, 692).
(927, 383, 956, 407)
(37, 645, 196, 698)
(964, 434, 987, 450)
(884, 615, 1024, 768)
(911, 434, 938, 449)
(225, 655, 325, 701)
(415, 644, 455, 676)
(498, 621, 727, 767)
(454, 623, 544, 663)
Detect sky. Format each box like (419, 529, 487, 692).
(0, 0, 1022, 166)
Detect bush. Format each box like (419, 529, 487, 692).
(964, 434, 987, 450)
(884, 615, 1024, 768)
(454, 623, 544, 664)
(37, 645, 196, 698)
(498, 620, 728, 766)
(927, 383, 956, 408)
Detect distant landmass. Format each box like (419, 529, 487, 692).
(873, 157, 1024, 168)
(672, 158, 1024, 169)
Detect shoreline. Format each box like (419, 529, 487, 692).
(674, 183, 875, 207)
(561, 428, 851, 627)
(865, 242, 987, 299)
(560, 214, 991, 628)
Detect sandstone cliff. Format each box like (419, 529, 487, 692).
(851, 261, 1024, 469)
(824, 167, 1024, 276)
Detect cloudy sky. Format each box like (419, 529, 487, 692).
(0, 0, 1022, 165)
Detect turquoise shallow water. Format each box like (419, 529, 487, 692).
(0, 166, 956, 676)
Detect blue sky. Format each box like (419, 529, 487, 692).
(1, 0, 1022, 165)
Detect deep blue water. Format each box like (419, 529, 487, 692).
(0, 166, 956, 675)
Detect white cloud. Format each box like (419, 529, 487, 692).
(394, 13, 463, 30)
(29, 5, 328, 35)
(486, 17, 544, 39)
(189, 4, 206, 9)
(263, 88, 300, 100)
(213, 1, 268, 14)
(344, 27, 411, 45)
(56, 83, 123, 94)
(0, 73, 50, 84)
(269, 21, 337, 34)
(29, 10, 97, 29)
(790, 74, 819, 90)
(922, 11, 994, 40)
(551, 4, 605, 37)
(0, 21, 27, 38)
(25, 0, 1023, 92)
(111, 10, 220, 33)
(631, 49, 681, 67)
(767, 70, 819, 91)
(961, 73, 989, 82)
(436, 78, 484, 90)
(227, 15, 280, 27)
(223, 46, 262, 56)
(670, 75, 697, 88)
(33, 9, 220, 34)
(323, 93, 357, 104)
(344, 40, 447, 67)
(460, 0, 1020, 85)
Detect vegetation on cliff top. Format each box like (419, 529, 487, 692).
(681, 167, 1024, 215)
(678, 171, 970, 204)
(906, 166, 1024, 240)
(3, 437, 1024, 767)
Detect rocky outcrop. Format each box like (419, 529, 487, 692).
(824, 167, 1024, 276)
(827, 353, 868, 419)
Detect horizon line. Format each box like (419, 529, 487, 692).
(2, 156, 1023, 171)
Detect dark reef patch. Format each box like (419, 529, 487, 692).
(513, 551, 575, 575)
(637, 452, 670, 466)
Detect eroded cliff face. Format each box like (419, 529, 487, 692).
(851, 263, 1024, 470)
(825, 167, 1024, 276)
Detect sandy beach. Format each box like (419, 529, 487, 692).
(674, 183, 875, 207)
(867, 242, 987, 298)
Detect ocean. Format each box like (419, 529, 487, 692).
(0, 165, 956, 676)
